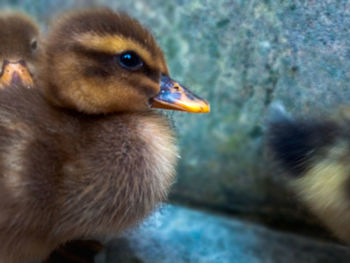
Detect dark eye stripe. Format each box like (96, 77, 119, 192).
(128, 77, 159, 97)
(73, 45, 160, 82)
(143, 66, 160, 83)
(84, 66, 112, 78)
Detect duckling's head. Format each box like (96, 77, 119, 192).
(39, 8, 209, 114)
(0, 11, 39, 88)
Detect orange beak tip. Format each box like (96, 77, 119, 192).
(151, 75, 210, 114)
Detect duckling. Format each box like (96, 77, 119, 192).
(0, 8, 209, 263)
(267, 103, 350, 244)
(0, 11, 39, 89)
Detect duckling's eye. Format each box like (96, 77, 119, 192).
(30, 39, 37, 52)
(118, 51, 143, 70)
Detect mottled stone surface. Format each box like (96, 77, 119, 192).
(1, 0, 350, 230)
(96, 205, 350, 263)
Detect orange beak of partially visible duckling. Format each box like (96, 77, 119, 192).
(0, 60, 33, 89)
(150, 75, 210, 113)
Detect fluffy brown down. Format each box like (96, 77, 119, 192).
(0, 8, 178, 263)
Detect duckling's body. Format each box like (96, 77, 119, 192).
(0, 11, 39, 88)
(0, 8, 209, 263)
(0, 86, 176, 262)
(267, 104, 350, 244)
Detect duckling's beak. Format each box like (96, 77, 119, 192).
(150, 75, 210, 113)
(0, 60, 33, 88)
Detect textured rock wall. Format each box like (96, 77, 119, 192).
(2, 0, 349, 232)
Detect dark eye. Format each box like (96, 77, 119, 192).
(118, 51, 143, 70)
(30, 39, 37, 52)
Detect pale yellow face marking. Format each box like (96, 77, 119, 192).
(75, 33, 165, 71)
(292, 143, 350, 243)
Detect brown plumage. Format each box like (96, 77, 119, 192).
(0, 8, 210, 263)
(0, 11, 39, 89)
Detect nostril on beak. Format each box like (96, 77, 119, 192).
(17, 60, 26, 67)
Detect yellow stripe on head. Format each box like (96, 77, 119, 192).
(75, 33, 165, 72)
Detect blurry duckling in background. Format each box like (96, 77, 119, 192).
(0, 8, 209, 263)
(0, 11, 39, 89)
(267, 102, 350, 244)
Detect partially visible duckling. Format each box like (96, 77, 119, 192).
(267, 103, 350, 244)
(0, 8, 209, 263)
(0, 11, 39, 88)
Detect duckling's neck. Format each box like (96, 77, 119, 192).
(56, 110, 178, 237)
